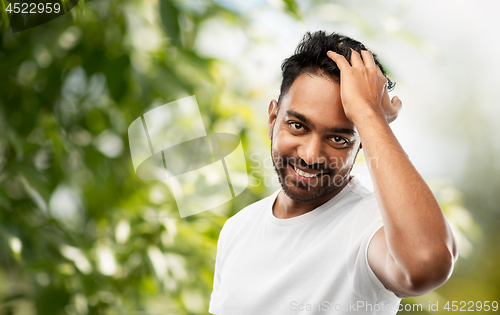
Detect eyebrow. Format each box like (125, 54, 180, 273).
(285, 109, 357, 136)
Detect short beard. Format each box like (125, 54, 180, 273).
(270, 136, 354, 203)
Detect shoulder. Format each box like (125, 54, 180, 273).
(347, 193, 383, 229)
(341, 177, 379, 211)
(343, 178, 383, 227)
(348, 176, 373, 201)
(220, 189, 279, 234)
(349, 177, 378, 206)
(229, 190, 276, 223)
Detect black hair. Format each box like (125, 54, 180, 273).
(277, 31, 395, 108)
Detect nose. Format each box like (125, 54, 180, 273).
(297, 134, 327, 168)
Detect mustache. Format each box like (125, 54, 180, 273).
(275, 156, 332, 173)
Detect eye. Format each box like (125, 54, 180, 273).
(330, 136, 348, 144)
(288, 122, 305, 131)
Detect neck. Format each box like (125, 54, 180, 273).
(273, 178, 351, 219)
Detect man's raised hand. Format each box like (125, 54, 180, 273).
(326, 49, 402, 124)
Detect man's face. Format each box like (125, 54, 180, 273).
(268, 73, 361, 203)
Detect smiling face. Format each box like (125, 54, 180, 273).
(268, 72, 362, 203)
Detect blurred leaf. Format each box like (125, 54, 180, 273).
(283, 0, 301, 19)
(159, 0, 181, 46)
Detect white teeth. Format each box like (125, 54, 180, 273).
(293, 166, 319, 178)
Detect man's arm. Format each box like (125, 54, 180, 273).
(327, 49, 458, 298)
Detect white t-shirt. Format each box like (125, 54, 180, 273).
(209, 176, 401, 315)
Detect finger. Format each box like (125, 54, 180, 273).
(386, 95, 402, 124)
(376, 64, 388, 85)
(349, 48, 364, 68)
(327, 50, 351, 71)
(391, 95, 402, 111)
(360, 50, 376, 69)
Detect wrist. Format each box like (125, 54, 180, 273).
(349, 105, 386, 127)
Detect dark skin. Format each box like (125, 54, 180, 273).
(267, 49, 458, 298)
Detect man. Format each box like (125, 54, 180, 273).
(209, 31, 458, 314)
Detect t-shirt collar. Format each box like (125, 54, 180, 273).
(267, 176, 359, 226)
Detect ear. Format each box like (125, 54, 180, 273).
(268, 99, 278, 140)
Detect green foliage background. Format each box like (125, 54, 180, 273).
(0, 0, 498, 314)
(0, 0, 269, 314)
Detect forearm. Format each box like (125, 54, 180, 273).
(353, 109, 457, 281)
